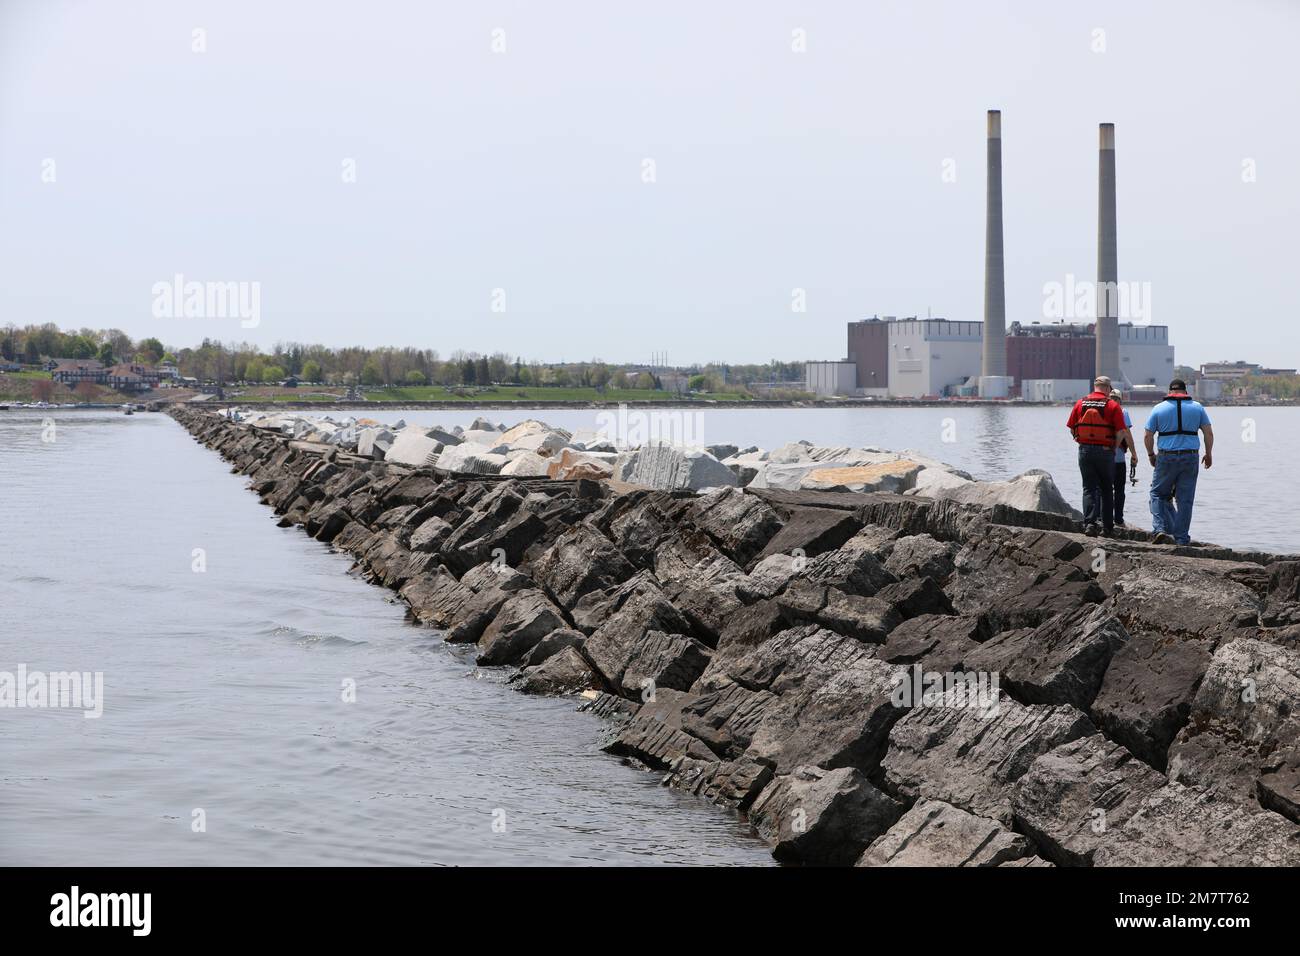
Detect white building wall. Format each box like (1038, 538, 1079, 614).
(1118, 325, 1175, 387)
(804, 361, 857, 397)
(1022, 378, 1091, 402)
(887, 320, 982, 397)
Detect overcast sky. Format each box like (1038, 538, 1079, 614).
(1, 0, 1297, 366)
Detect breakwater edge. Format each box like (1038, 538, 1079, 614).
(167, 405, 1300, 866)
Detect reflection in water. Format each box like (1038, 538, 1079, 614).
(973, 405, 1013, 477)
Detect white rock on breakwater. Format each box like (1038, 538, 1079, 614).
(217, 407, 1080, 517)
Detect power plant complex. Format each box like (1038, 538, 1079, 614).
(805, 112, 1174, 400)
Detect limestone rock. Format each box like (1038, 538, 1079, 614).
(1167, 638, 1300, 807)
(515, 646, 598, 696)
(1089, 631, 1213, 771)
(475, 590, 566, 666)
(1093, 781, 1300, 867)
(858, 799, 1032, 867)
(751, 507, 862, 565)
(618, 630, 712, 698)
(800, 460, 923, 494)
(519, 627, 586, 668)
(384, 428, 442, 468)
(615, 442, 738, 491)
(965, 604, 1130, 710)
(882, 698, 1096, 825)
(689, 487, 783, 565)
(750, 765, 903, 866)
(1013, 734, 1167, 866)
(435, 443, 508, 475)
(532, 523, 636, 610)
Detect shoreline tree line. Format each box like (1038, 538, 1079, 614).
(1, 323, 807, 395)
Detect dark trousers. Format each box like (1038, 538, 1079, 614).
(1077, 444, 1114, 531)
(1113, 461, 1127, 524)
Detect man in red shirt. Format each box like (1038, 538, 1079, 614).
(1065, 375, 1135, 537)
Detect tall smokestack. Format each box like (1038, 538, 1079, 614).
(1095, 122, 1120, 384)
(981, 109, 1006, 380)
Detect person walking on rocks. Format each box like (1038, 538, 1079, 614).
(1066, 375, 1134, 537)
(1144, 378, 1213, 546)
(1109, 388, 1137, 526)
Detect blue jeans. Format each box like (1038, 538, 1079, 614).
(1149, 451, 1199, 544)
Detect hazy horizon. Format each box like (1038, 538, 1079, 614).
(2, 0, 1297, 366)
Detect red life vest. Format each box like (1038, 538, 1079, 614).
(1075, 396, 1118, 447)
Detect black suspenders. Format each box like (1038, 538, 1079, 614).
(1166, 396, 1198, 437)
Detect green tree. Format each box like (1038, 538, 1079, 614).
(301, 359, 323, 382)
(263, 365, 285, 382)
(138, 337, 165, 363)
(245, 358, 265, 383)
(476, 356, 491, 385)
(361, 358, 384, 386)
(404, 369, 428, 385)
(69, 335, 97, 359)
(98, 343, 115, 366)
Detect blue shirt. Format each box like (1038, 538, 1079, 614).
(1115, 409, 1133, 463)
(1145, 397, 1211, 451)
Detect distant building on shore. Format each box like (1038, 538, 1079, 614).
(806, 316, 1175, 399)
(48, 358, 163, 392)
(1200, 360, 1297, 381)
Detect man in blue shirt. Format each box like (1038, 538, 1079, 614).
(1144, 379, 1214, 545)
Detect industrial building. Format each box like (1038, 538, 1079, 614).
(807, 316, 1174, 399)
(803, 110, 1176, 401)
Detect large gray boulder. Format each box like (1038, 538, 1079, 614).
(435, 443, 508, 475)
(882, 697, 1096, 826)
(1110, 556, 1263, 641)
(1089, 631, 1214, 771)
(858, 799, 1033, 867)
(475, 590, 566, 666)
(1013, 734, 1168, 866)
(923, 469, 1080, 518)
(1093, 781, 1300, 866)
(615, 442, 738, 491)
(1167, 638, 1300, 810)
(514, 646, 598, 696)
(356, 427, 394, 460)
(965, 604, 1130, 711)
(384, 428, 442, 467)
(750, 765, 904, 866)
(689, 487, 783, 565)
(532, 524, 636, 610)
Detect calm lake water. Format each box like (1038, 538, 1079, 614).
(0, 410, 771, 866)
(383, 404, 1297, 555)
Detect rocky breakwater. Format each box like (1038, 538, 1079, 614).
(171, 405, 1300, 867)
